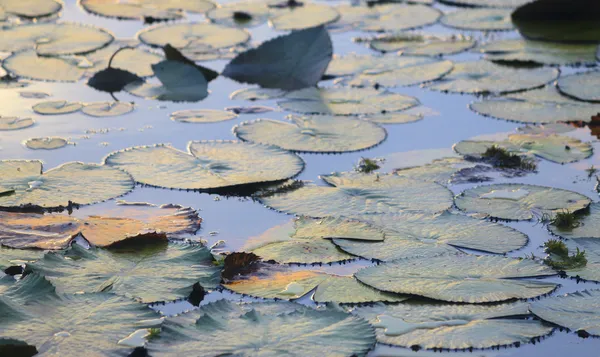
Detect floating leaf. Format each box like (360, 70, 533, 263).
(234, 115, 387, 153)
(427, 60, 559, 94)
(549, 203, 600, 239)
(362, 112, 423, 124)
(470, 86, 600, 124)
(138, 22, 249, 50)
(355, 301, 552, 350)
(530, 290, 600, 336)
(269, 4, 339, 31)
(0, 0, 62, 18)
(80, 0, 214, 20)
(0, 23, 114, 56)
(439, 0, 532, 7)
(104, 141, 304, 191)
(171, 109, 237, 123)
(0, 116, 34, 130)
(32, 101, 83, 115)
(366, 33, 475, 55)
(557, 70, 600, 103)
(225, 105, 275, 114)
(222, 26, 332, 91)
(556, 239, 600, 282)
(24, 137, 68, 150)
(146, 299, 376, 355)
(0, 273, 162, 355)
(82, 102, 134, 117)
(19, 91, 49, 99)
(230, 87, 287, 101)
(0, 160, 134, 210)
(393, 156, 479, 184)
(261, 172, 453, 217)
(356, 254, 557, 303)
(335, 4, 441, 32)
(2, 50, 85, 82)
(441, 9, 514, 31)
(278, 87, 419, 115)
(455, 183, 591, 220)
(162, 44, 219, 82)
(206, 2, 270, 28)
(83, 41, 164, 78)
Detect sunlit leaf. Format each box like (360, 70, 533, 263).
(206, 2, 270, 28)
(170, 109, 237, 123)
(269, 4, 339, 31)
(557, 70, 600, 103)
(82, 102, 135, 117)
(0, 116, 34, 130)
(3, 50, 85, 82)
(476, 39, 598, 66)
(0, 0, 62, 18)
(80, 0, 214, 20)
(530, 289, 600, 336)
(32, 101, 83, 115)
(549, 202, 600, 239)
(24, 137, 68, 150)
(138, 22, 249, 50)
(366, 33, 475, 56)
(441, 8, 514, 31)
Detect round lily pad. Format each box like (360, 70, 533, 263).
(24, 137, 68, 150)
(557, 70, 600, 103)
(170, 109, 237, 123)
(336, 4, 441, 32)
(0, 0, 62, 18)
(367, 34, 476, 55)
(439, 0, 532, 7)
(82, 102, 134, 117)
(345, 58, 453, 88)
(441, 8, 514, 31)
(0, 160, 134, 209)
(230, 87, 286, 101)
(0, 116, 34, 130)
(261, 172, 453, 217)
(83, 41, 164, 78)
(32, 100, 83, 115)
(355, 301, 553, 350)
(137, 22, 250, 50)
(80, 0, 214, 20)
(234, 115, 387, 153)
(530, 290, 600, 337)
(269, 4, 340, 31)
(2, 50, 85, 82)
(362, 112, 423, 124)
(549, 202, 600, 239)
(356, 254, 557, 303)
(427, 60, 559, 94)
(455, 183, 592, 220)
(207, 2, 269, 28)
(392, 156, 480, 185)
(104, 141, 304, 191)
(278, 87, 419, 115)
(0, 23, 114, 56)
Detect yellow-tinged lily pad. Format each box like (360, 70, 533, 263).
(269, 4, 339, 31)
(207, 2, 270, 28)
(2, 50, 85, 82)
(441, 8, 514, 31)
(170, 109, 237, 123)
(137, 22, 249, 51)
(366, 33, 475, 55)
(557, 70, 600, 103)
(32, 100, 83, 115)
(24, 137, 68, 150)
(0, 116, 34, 130)
(82, 102, 134, 117)
(335, 4, 441, 32)
(0, 0, 62, 18)
(80, 0, 215, 20)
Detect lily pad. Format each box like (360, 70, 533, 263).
(0, 273, 162, 355)
(230, 87, 287, 101)
(0, 23, 114, 56)
(355, 254, 557, 303)
(441, 8, 514, 31)
(439, 0, 532, 7)
(234, 115, 387, 153)
(530, 289, 600, 336)
(83, 41, 164, 78)
(427, 60, 559, 94)
(557, 70, 600, 103)
(82, 102, 134, 117)
(2, 50, 85, 82)
(455, 183, 591, 220)
(81, 0, 214, 20)
(171, 109, 237, 123)
(138, 22, 249, 51)
(556, 239, 600, 282)
(270, 4, 339, 31)
(392, 156, 480, 184)
(344, 58, 453, 88)
(28, 242, 220, 303)
(0, 116, 34, 130)
(366, 34, 475, 55)
(146, 299, 376, 355)
(207, 2, 270, 28)
(24, 137, 68, 150)
(362, 112, 423, 124)
(355, 301, 552, 350)
(0, 160, 134, 210)
(104, 141, 304, 191)
(335, 4, 441, 32)
(261, 172, 453, 217)
(0, 0, 62, 18)
(278, 87, 419, 115)
(549, 202, 600, 239)
(470, 86, 600, 124)
(32, 101, 83, 115)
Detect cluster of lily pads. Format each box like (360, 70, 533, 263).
(1, 0, 600, 356)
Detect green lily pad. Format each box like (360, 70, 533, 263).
(0, 160, 134, 210)
(356, 254, 557, 303)
(146, 299, 376, 355)
(278, 87, 419, 115)
(0, 0, 62, 18)
(24, 137, 68, 150)
(439, 0, 532, 7)
(366, 33, 475, 55)
(207, 2, 269, 28)
(557, 70, 600, 103)
(470, 86, 600, 124)
(355, 301, 552, 350)
(234, 115, 387, 153)
(138, 22, 249, 51)
(393, 156, 479, 184)
(2, 50, 85, 82)
(335, 4, 441, 32)
(261, 172, 453, 217)
(80, 0, 214, 20)
(170, 109, 237, 123)
(549, 203, 600, 239)
(441, 8, 514, 31)
(0, 272, 162, 355)
(0, 245, 43, 275)
(427, 60, 559, 94)
(0, 23, 114, 56)
(82, 102, 134, 117)
(455, 183, 591, 220)
(530, 289, 600, 336)
(269, 4, 339, 31)
(32, 101, 83, 115)
(0, 116, 34, 130)
(560, 239, 600, 282)
(104, 141, 304, 191)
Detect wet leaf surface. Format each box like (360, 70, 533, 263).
(530, 289, 600, 336)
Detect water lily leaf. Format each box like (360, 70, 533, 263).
(261, 172, 453, 217)
(0, 116, 34, 130)
(278, 87, 419, 115)
(455, 183, 591, 220)
(334, 211, 527, 262)
(104, 141, 304, 191)
(83, 40, 164, 78)
(335, 4, 441, 32)
(82, 102, 135, 117)
(0, 160, 134, 210)
(356, 254, 557, 303)
(162, 44, 219, 82)
(24, 137, 68, 150)
(170, 109, 237, 123)
(427, 60, 559, 94)
(470, 86, 600, 124)
(441, 8, 514, 31)
(146, 299, 376, 356)
(454, 133, 593, 164)
(32, 101, 83, 115)
(125, 60, 208, 102)
(234, 115, 387, 153)
(230, 87, 287, 101)
(530, 289, 600, 336)
(0, 23, 114, 56)
(344, 58, 453, 88)
(222, 26, 332, 91)
(355, 301, 552, 350)
(87, 68, 144, 93)
(80, 0, 214, 20)
(557, 70, 600, 103)
(0, 0, 61, 18)
(226, 105, 275, 114)
(557, 239, 600, 282)
(28, 242, 220, 303)
(207, 2, 270, 28)
(393, 156, 480, 184)
(138, 22, 249, 51)
(476, 39, 599, 66)
(0, 273, 162, 355)
(269, 4, 339, 31)
(439, 0, 532, 7)
(362, 112, 423, 124)
(0, 205, 201, 249)
(2, 50, 85, 82)
(549, 203, 600, 239)
(366, 33, 475, 55)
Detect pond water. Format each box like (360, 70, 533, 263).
(0, 0, 599, 356)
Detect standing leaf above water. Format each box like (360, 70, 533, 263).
(222, 26, 332, 91)
(162, 44, 219, 82)
(88, 67, 144, 93)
